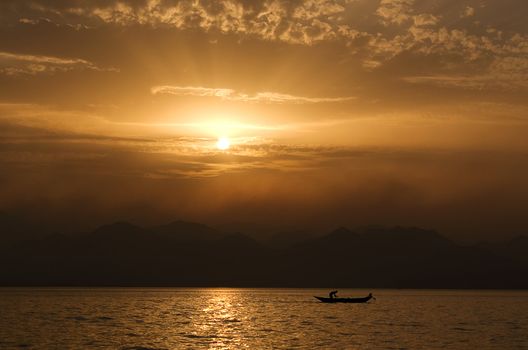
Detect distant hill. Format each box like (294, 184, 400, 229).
(264, 229, 320, 248)
(152, 220, 224, 242)
(275, 227, 525, 288)
(0, 212, 47, 246)
(477, 236, 528, 265)
(0, 219, 527, 288)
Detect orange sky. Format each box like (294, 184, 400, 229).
(1, 0, 527, 240)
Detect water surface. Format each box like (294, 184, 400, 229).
(1, 288, 527, 349)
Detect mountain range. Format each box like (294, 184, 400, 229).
(1, 214, 527, 288)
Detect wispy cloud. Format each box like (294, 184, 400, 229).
(413, 13, 440, 27)
(151, 85, 355, 104)
(403, 55, 528, 90)
(0, 51, 118, 76)
(150, 86, 235, 98)
(376, 0, 415, 26)
(402, 75, 492, 89)
(461, 6, 475, 19)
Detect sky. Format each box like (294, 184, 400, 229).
(1, 0, 527, 241)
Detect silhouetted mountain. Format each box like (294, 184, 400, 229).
(477, 235, 528, 265)
(0, 220, 527, 288)
(92, 221, 150, 238)
(506, 236, 528, 264)
(275, 226, 525, 288)
(152, 220, 224, 241)
(215, 221, 312, 246)
(0, 212, 45, 247)
(264, 229, 320, 248)
(215, 221, 277, 238)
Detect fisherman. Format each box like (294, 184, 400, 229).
(329, 290, 338, 299)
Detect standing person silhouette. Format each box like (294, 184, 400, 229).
(329, 290, 338, 299)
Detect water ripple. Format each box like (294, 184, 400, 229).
(1, 288, 527, 349)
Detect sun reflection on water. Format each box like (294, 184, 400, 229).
(188, 290, 254, 349)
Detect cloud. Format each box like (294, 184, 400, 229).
(0, 51, 118, 76)
(0, 108, 352, 179)
(151, 85, 356, 104)
(1, 0, 357, 45)
(0, 51, 93, 66)
(402, 49, 528, 90)
(402, 75, 505, 90)
(403, 71, 528, 91)
(18, 18, 39, 25)
(292, 0, 348, 20)
(151, 85, 235, 98)
(413, 13, 439, 27)
(4, 0, 528, 75)
(0, 103, 124, 138)
(376, 0, 414, 26)
(461, 6, 475, 18)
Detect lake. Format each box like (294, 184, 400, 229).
(1, 288, 527, 349)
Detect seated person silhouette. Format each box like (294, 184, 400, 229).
(329, 290, 338, 299)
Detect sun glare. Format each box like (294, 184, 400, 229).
(216, 137, 230, 150)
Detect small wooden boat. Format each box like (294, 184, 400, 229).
(314, 293, 374, 303)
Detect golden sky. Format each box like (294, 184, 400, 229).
(1, 0, 527, 240)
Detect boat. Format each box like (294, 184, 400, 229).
(314, 293, 374, 303)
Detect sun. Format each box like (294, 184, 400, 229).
(216, 137, 230, 150)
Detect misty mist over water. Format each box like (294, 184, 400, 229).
(1, 288, 527, 349)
